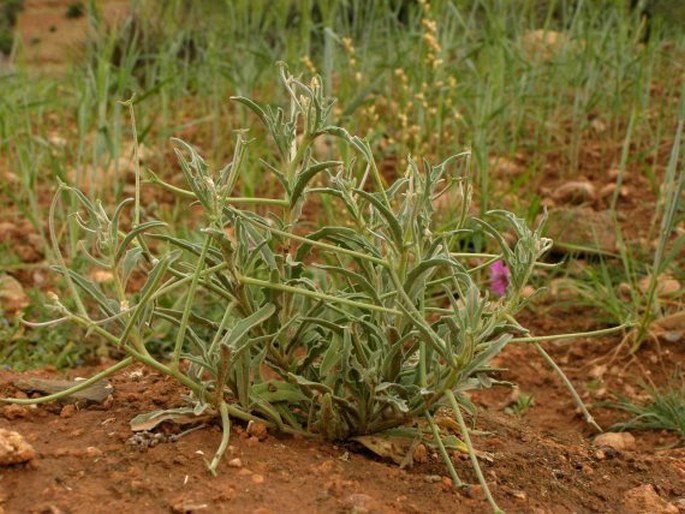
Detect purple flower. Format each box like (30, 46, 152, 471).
(489, 260, 510, 296)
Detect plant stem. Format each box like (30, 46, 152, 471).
(172, 235, 212, 370)
(534, 343, 602, 432)
(447, 390, 503, 514)
(49, 187, 88, 317)
(1, 357, 134, 405)
(237, 212, 388, 266)
(509, 323, 631, 344)
(237, 275, 402, 315)
(121, 96, 141, 227)
(388, 268, 450, 362)
(147, 170, 289, 206)
(426, 411, 463, 487)
(208, 400, 231, 476)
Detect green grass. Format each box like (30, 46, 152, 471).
(0, 289, 88, 371)
(605, 367, 685, 444)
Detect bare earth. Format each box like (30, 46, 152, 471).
(1, 327, 684, 513)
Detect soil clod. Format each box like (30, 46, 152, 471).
(0, 428, 35, 465)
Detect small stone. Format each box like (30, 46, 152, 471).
(593, 387, 607, 399)
(86, 446, 103, 457)
(520, 30, 572, 61)
(0, 274, 30, 313)
(581, 464, 594, 475)
(245, 436, 261, 447)
(343, 493, 373, 510)
(251, 473, 264, 484)
(32, 505, 64, 514)
(488, 155, 523, 176)
(13, 377, 113, 405)
(60, 404, 76, 418)
(316, 459, 334, 473)
(102, 395, 114, 409)
(588, 364, 607, 379)
(616, 282, 632, 299)
(623, 484, 679, 514)
(0, 222, 17, 240)
(127, 369, 145, 381)
(412, 443, 428, 464)
(2, 404, 30, 420)
(598, 183, 629, 199)
(423, 474, 442, 483)
(607, 168, 625, 180)
(227, 458, 242, 468)
(593, 432, 635, 452)
(639, 274, 681, 297)
(503, 486, 527, 501)
(512, 490, 527, 501)
(47, 132, 67, 147)
(551, 181, 596, 204)
(14, 244, 41, 263)
(591, 118, 607, 133)
(32, 271, 46, 285)
(651, 310, 685, 333)
(246, 420, 268, 441)
(465, 485, 485, 500)
(544, 208, 617, 254)
(25, 233, 43, 251)
(169, 499, 209, 514)
(0, 429, 36, 465)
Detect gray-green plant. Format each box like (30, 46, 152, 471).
(1, 65, 577, 513)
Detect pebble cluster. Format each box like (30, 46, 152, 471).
(125, 431, 177, 451)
